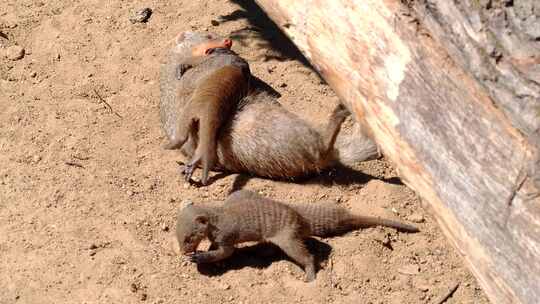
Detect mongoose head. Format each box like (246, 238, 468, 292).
(176, 204, 210, 254)
(173, 31, 233, 59)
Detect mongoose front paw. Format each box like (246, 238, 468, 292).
(305, 267, 316, 282)
(183, 164, 195, 182)
(304, 274, 316, 282)
(175, 64, 191, 79)
(186, 252, 208, 264)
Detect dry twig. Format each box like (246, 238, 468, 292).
(433, 282, 460, 304)
(93, 88, 122, 118)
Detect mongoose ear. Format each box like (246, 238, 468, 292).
(195, 215, 208, 226)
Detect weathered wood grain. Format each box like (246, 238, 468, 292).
(254, 0, 540, 303)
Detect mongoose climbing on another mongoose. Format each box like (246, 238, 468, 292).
(162, 32, 251, 185)
(160, 31, 379, 184)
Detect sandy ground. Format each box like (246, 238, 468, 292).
(0, 1, 489, 303)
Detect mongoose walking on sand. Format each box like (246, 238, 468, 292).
(160, 31, 379, 184)
(162, 32, 251, 185)
(175, 190, 419, 281)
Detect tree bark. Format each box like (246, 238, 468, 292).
(254, 0, 540, 303)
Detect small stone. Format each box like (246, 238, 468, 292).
(30, 71, 37, 78)
(279, 82, 287, 88)
(161, 223, 169, 232)
(140, 293, 147, 301)
(181, 200, 193, 208)
(89, 243, 98, 250)
(413, 277, 430, 292)
(210, 19, 219, 26)
(6, 45, 25, 60)
(417, 285, 429, 292)
(407, 213, 425, 223)
(220, 283, 230, 290)
(127, 190, 134, 196)
(33, 155, 42, 163)
(381, 235, 392, 247)
(398, 264, 420, 275)
(130, 283, 138, 293)
(130, 8, 152, 24)
(89, 250, 97, 256)
(5, 21, 17, 29)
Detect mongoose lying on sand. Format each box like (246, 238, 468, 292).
(160, 31, 379, 184)
(175, 190, 419, 281)
(162, 32, 251, 185)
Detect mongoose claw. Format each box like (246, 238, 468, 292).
(183, 164, 194, 182)
(186, 252, 207, 264)
(175, 64, 191, 79)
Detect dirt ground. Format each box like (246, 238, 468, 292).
(0, 1, 490, 303)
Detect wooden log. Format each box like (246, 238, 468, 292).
(253, 0, 540, 303)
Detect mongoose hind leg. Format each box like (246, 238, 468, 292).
(183, 112, 220, 185)
(183, 141, 215, 185)
(269, 232, 316, 282)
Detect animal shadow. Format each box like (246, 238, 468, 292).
(227, 163, 403, 194)
(219, 0, 317, 72)
(305, 163, 404, 187)
(196, 237, 332, 277)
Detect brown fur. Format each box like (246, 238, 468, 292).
(161, 33, 250, 185)
(175, 190, 419, 281)
(160, 32, 379, 185)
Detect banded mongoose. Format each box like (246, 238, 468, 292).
(175, 190, 419, 281)
(160, 31, 379, 183)
(162, 32, 251, 185)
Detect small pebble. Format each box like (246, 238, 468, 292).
(140, 293, 147, 301)
(130, 283, 138, 293)
(210, 19, 219, 26)
(381, 235, 392, 247)
(161, 223, 169, 232)
(220, 283, 231, 290)
(6, 45, 25, 60)
(181, 200, 193, 208)
(89, 244, 98, 250)
(129, 8, 152, 24)
(414, 277, 430, 292)
(398, 264, 420, 275)
(417, 285, 429, 292)
(30, 71, 37, 78)
(407, 213, 425, 223)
